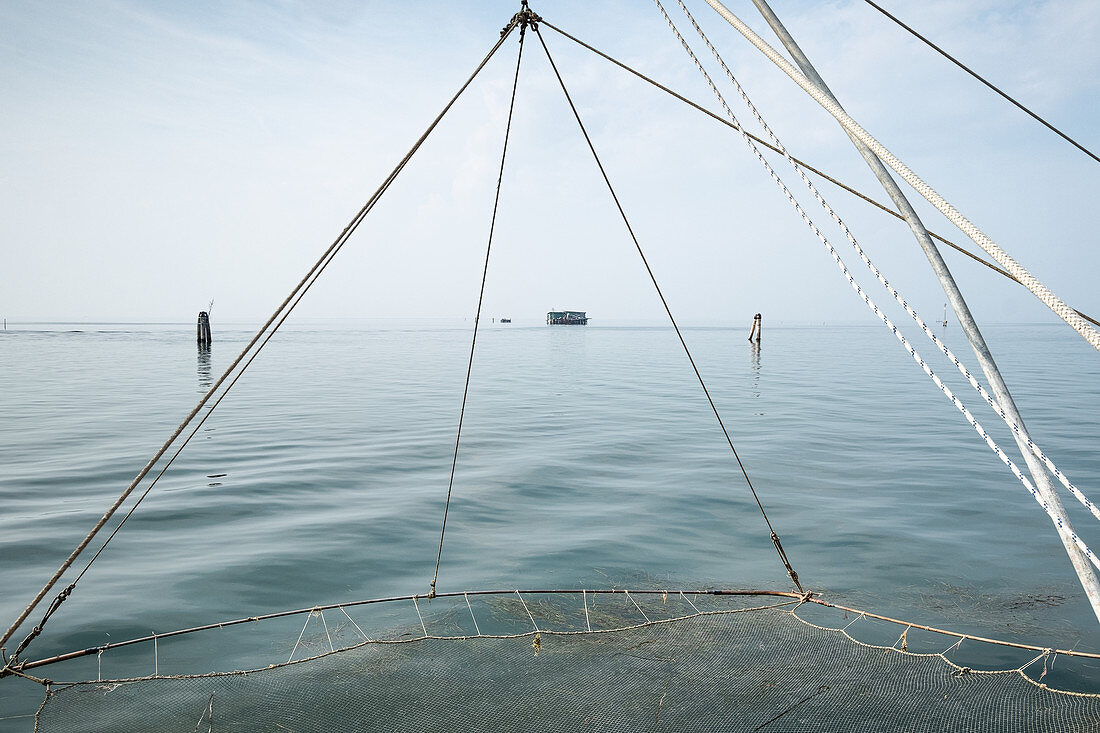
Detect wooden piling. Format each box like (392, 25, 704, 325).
(747, 313, 761, 343)
(197, 311, 212, 347)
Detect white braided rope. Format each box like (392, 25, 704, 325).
(670, 0, 1100, 522)
(698, 0, 1100, 353)
(652, 0, 1100, 570)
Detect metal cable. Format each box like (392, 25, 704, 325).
(692, 0, 1100, 621)
(859, 0, 1100, 165)
(73, 247, 343, 585)
(533, 25, 803, 594)
(675, 0, 1100, 520)
(653, 0, 1100, 569)
(538, 20, 1099, 330)
(698, 0, 1100, 352)
(738, 0, 1100, 570)
(8, 211, 378, 665)
(430, 17, 529, 598)
(69, 116, 444, 592)
(737, 0, 1100, 523)
(1, 19, 522, 661)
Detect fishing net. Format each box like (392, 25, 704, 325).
(10, 8, 1100, 733)
(32, 591, 1100, 732)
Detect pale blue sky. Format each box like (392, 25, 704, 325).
(2, 0, 1098, 327)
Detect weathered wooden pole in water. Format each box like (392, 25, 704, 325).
(197, 311, 211, 347)
(747, 313, 761, 343)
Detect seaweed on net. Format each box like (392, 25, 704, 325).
(28, 592, 1100, 733)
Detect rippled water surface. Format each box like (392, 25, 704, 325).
(2, 320, 1099, 724)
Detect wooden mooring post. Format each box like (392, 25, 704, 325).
(197, 311, 211, 347)
(747, 313, 761, 343)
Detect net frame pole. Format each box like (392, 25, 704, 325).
(729, 0, 1100, 624)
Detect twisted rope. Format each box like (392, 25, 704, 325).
(668, 1, 1099, 521)
(652, 0, 1100, 570)
(697, 0, 1100, 353)
(539, 19, 1098, 329)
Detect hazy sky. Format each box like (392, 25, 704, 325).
(3, 0, 1098, 327)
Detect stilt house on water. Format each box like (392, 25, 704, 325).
(546, 310, 588, 325)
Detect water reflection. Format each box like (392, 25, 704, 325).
(749, 341, 762, 402)
(197, 345, 212, 393)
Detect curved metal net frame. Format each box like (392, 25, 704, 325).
(26, 590, 1100, 733)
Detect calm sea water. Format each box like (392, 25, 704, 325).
(2, 320, 1099, 725)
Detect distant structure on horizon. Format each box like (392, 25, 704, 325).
(547, 310, 588, 325)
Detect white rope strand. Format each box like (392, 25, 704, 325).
(698, 0, 1100, 353)
(319, 610, 334, 653)
(625, 590, 652, 623)
(652, 0, 1100, 571)
(516, 591, 540, 632)
(680, 592, 702, 614)
(412, 597, 428, 638)
(287, 612, 312, 664)
(670, 0, 1099, 522)
(339, 606, 372, 642)
(465, 593, 482, 636)
(843, 612, 867, 632)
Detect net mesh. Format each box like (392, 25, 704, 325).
(33, 593, 1100, 732)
